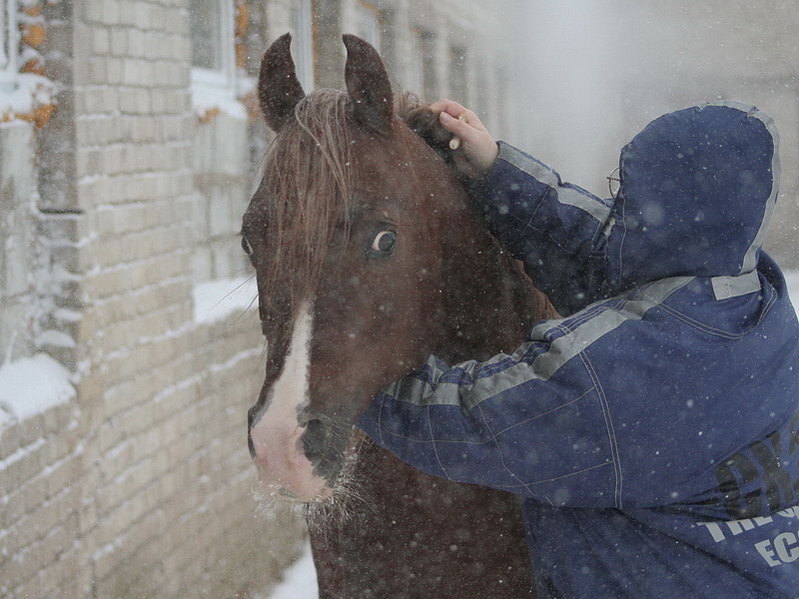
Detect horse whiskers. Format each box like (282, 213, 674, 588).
(251, 486, 306, 521)
(250, 430, 377, 540)
(304, 432, 376, 539)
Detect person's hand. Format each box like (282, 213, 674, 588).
(428, 99, 499, 180)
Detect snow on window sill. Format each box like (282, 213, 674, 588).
(0, 73, 56, 128)
(0, 353, 76, 426)
(193, 276, 258, 325)
(191, 67, 248, 123)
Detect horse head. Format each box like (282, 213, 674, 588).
(244, 34, 546, 507)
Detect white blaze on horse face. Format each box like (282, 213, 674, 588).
(249, 301, 332, 501)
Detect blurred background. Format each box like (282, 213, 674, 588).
(509, 0, 799, 266)
(0, 0, 796, 597)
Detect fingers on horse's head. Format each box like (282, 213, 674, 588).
(402, 103, 454, 155)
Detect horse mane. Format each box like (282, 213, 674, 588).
(261, 89, 356, 309)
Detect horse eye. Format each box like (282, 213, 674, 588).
(241, 235, 253, 256)
(370, 230, 397, 255)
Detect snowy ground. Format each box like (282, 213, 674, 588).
(785, 270, 799, 308)
(260, 270, 799, 598)
(258, 542, 318, 599)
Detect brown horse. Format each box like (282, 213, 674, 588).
(244, 33, 556, 598)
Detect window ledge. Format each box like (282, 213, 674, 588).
(0, 353, 75, 425)
(0, 73, 56, 128)
(192, 277, 258, 325)
(191, 67, 247, 123)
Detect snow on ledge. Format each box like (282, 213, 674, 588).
(191, 74, 247, 121)
(0, 353, 75, 425)
(0, 73, 56, 125)
(193, 277, 258, 325)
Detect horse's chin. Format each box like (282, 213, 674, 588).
(254, 475, 334, 504)
(251, 479, 335, 520)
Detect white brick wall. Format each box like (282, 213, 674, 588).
(2, 1, 305, 597)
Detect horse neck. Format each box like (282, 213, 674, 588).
(392, 121, 553, 363)
(435, 193, 542, 364)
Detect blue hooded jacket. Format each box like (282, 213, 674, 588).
(359, 102, 799, 597)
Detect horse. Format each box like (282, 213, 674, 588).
(243, 33, 557, 598)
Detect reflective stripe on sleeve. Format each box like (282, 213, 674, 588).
(497, 142, 613, 225)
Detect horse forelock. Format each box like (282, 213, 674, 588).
(260, 89, 356, 316)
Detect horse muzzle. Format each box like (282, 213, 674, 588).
(249, 415, 334, 502)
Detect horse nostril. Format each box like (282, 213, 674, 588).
(247, 406, 259, 458)
(247, 429, 256, 459)
(302, 418, 327, 463)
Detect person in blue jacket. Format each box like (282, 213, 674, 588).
(358, 99, 799, 597)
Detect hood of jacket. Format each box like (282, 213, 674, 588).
(608, 101, 780, 293)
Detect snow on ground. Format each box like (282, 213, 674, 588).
(257, 541, 318, 599)
(785, 270, 799, 309)
(192, 276, 258, 324)
(0, 353, 75, 425)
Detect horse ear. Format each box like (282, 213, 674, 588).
(343, 34, 394, 135)
(258, 33, 306, 132)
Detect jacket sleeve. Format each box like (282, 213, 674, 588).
(475, 142, 616, 315)
(357, 329, 621, 508)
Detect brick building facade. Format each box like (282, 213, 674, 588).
(0, 1, 523, 596)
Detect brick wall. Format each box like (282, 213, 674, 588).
(0, 396, 80, 598)
(70, 0, 304, 596)
(1, 1, 305, 597)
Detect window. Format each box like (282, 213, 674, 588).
(290, 0, 314, 91)
(408, 29, 424, 97)
(374, 7, 397, 78)
(354, 1, 381, 51)
(190, 0, 236, 93)
(410, 29, 436, 101)
(495, 64, 509, 138)
(422, 34, 437, 99)
(449, 45, 468, 104)
(475, 60, 491, 127)
(0, 0, 18, 92)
